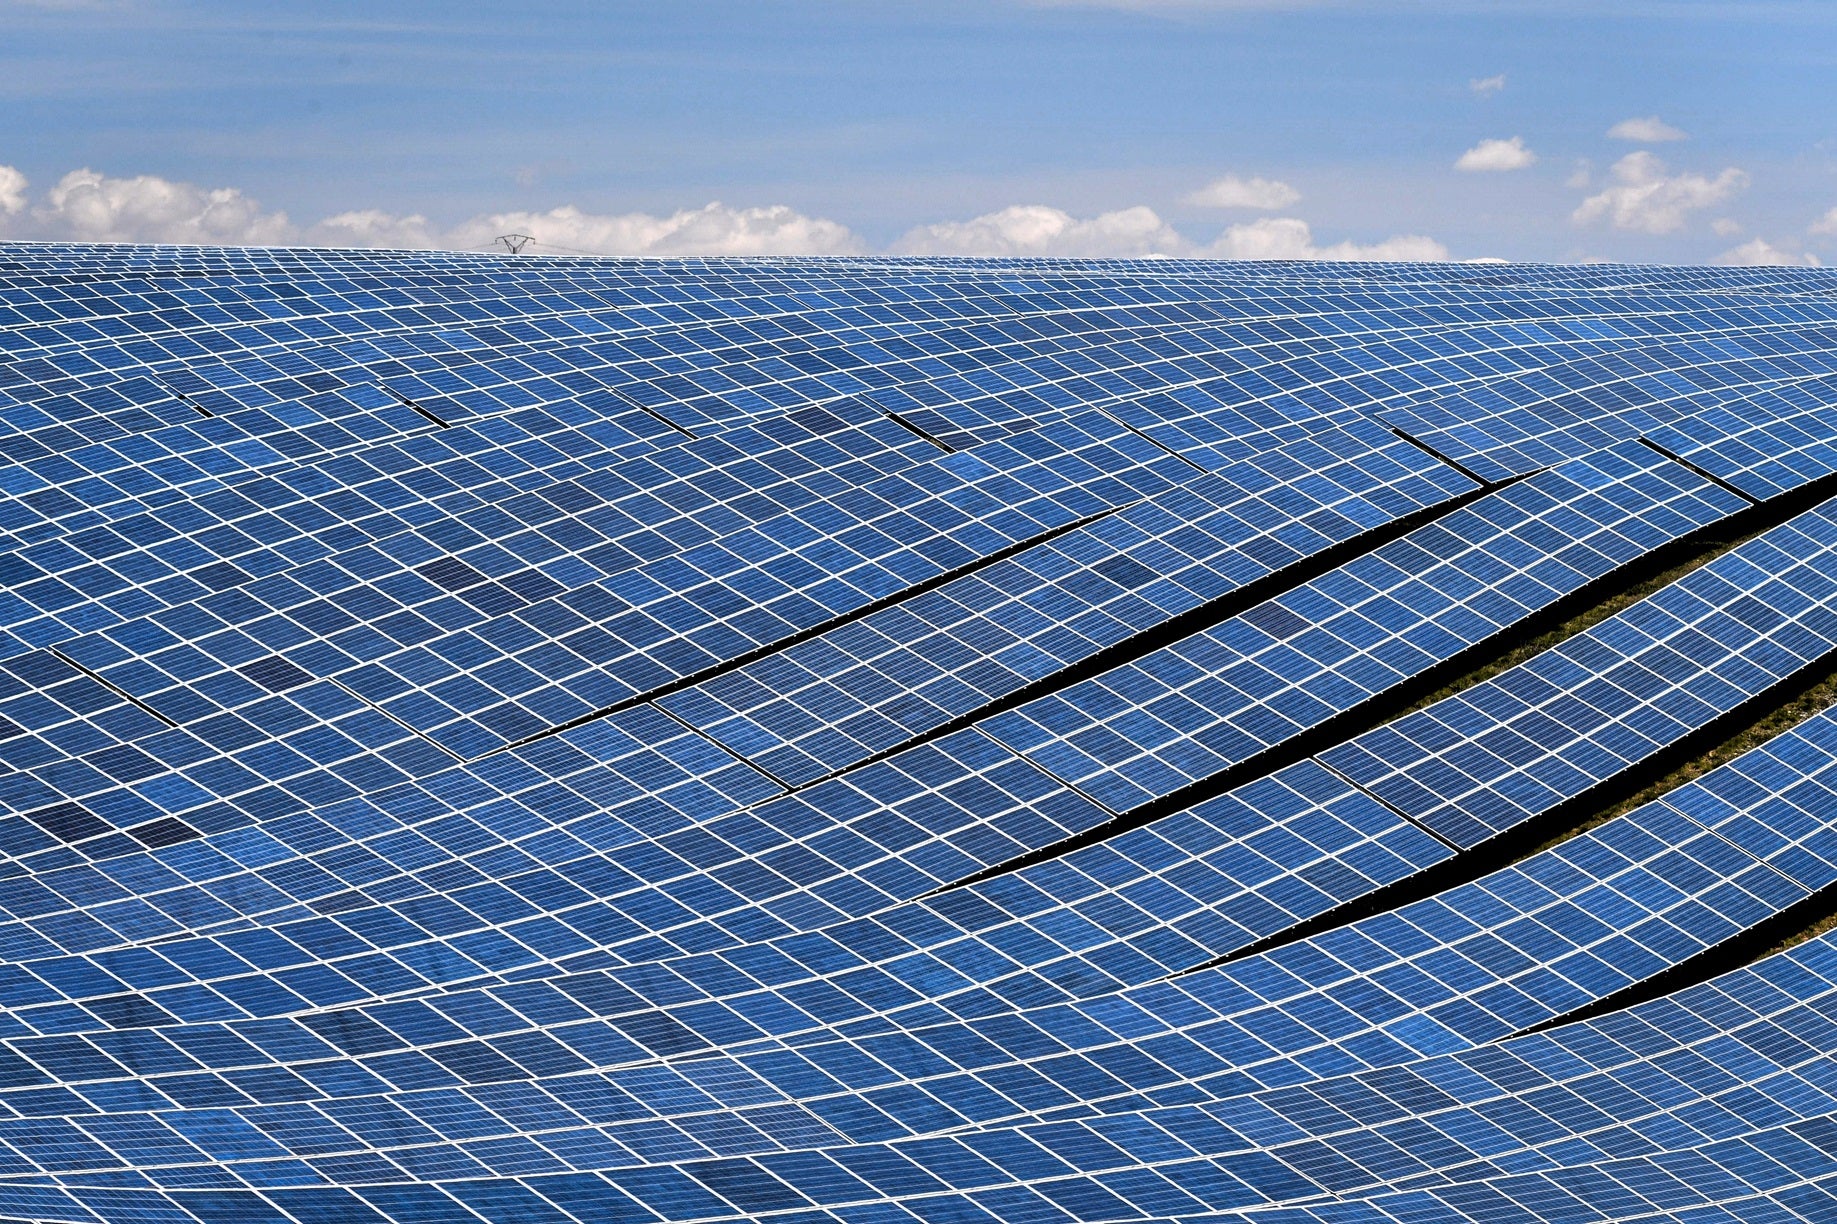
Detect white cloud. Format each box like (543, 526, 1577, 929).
(0, 162, 1452, 264)
(306, 209, 438, 249)
(1810, 207, 1837, 237)
(1184, 174, 1300, 210)
(447, 201, 867, 257)
(1565, 160, 1593, 189)
(1469, 74, 1506, 97)
(1202, 216, 1449, 262)
(0, 165, 26, 216)
(3, 175, 865, 256)
(314, 201, 868, 257)
(29, 168, 294, 245)
(1572, 152, 1747, 234)
(1717, 237, 1820, 267)
(1454, 136, 1536, 173)
(1608, 115, 1688, 142)
(1711, 217, 1743, 238)
(889, 204, 1447, 263)
(891, 204, 1187, 257)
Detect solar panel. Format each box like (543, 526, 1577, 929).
(323, 408, 1198, 758)
(0, 397, 939, 657)
(1375, 332, 1837, 482)
(983, 439, 1744, 814)
(1644, 374, 1837, 499)
(5, 246, 1837, 1224)
(0, 694, 1827, 1214)
(663, 417, 1476, 784)
(1322, 498, 1837, 848)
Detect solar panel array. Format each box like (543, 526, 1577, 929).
(2, 244, 1837, 1224)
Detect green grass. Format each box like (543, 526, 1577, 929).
(1393, 536, 1750, 727)
(1372, 512, 1837, 963)
(1378, 514, 1834, 852)
(1538, 668, 1837, 859)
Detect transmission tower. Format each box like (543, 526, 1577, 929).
(494, 233, 535, 255)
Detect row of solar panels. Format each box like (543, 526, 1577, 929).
(3, 466, 1831, 1130)
(3, 362, 1822, 816)
(5, 304, 1830, 553)
(0, 369, 1827, 910)
(2, 606, 1835, 1215)
(2, 263, 1825, 553)
(5, 249, 1837, 1224)
(0, 273, 1829, 1051)
(0, 485, 1822, 1102)
(7, 306, 1833, 680)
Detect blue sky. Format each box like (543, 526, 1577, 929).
(2, 0, 1834, 263)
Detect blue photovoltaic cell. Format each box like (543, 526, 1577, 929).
(983, 439, 1746, 813)
(0, 396, 942, 657)
(1322, 498, 1837, 847)
(1375, 331, 1837, 482)
(662, 416, 1477, 784)
(1643, 373, 1837, 500)
(321, 407, 1200, 757)
(2, 246, 1837, 1224)
(0, 700, 1828, 1212)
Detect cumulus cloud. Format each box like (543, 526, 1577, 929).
(889, 204, 1448, 263)
(1717, 237, 1820, 267)
(31, 168, 293, 244)
(891, 204, 1186, 257)
(446, 201, 867, 257)
(1202, 216, 1449, 262)
(0, 166, 26, 217)
(1711, 217, 1743, 238)
(306, 209, 438, 249)
(1455, 136, 1536, 173)
(1810, 207, 1837, 237)
(1572, 152, 1747, 234)
(1608, 115, 1688, 142)
(0, 161, 1449, 264)
(0, 165, 866, 256)
(298, 201, 868, 256)
(1469, 74, 1506, 97)
(1184, 175, 1300, 210)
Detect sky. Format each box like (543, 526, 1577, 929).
(1, 0, 1835, 265)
